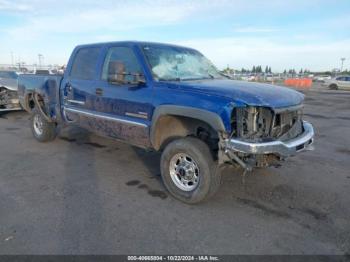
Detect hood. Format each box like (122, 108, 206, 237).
(0, 79, 18, 91)
(174, 79, 304, 108)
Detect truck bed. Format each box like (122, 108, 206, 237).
(18, 74, 63, 120)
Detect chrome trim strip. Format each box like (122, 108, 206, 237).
(63, 107, 147, 127)
(125, 112, 148, 119)
(225, 121, 314, 157)
(67, 99, 85, 105)
(0, 107, 22, 112)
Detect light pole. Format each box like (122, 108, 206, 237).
(341, 58, 346, 72)
(10, 52, 14, 67)
(38, 54, 44, 69)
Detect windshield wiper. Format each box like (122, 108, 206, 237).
(158, 77, 181, 82)
(181, 77, 213, 81)
(207, 73, 215, 79)
(218, 72, 232, 79)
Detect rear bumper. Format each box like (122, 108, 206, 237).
(225, 121, 314, 157)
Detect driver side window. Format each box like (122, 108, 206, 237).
(101, 46, 142, 84)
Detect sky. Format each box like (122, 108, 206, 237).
(0, 0, 349, 72)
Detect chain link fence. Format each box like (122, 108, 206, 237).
(0, 64, 65, 73)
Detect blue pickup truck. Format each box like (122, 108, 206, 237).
(18, 41, 314, 203)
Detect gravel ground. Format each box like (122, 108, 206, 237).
(0, 85, 349, 255)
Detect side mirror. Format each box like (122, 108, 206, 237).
(108, 60, 126, 84)
(134, 73, 146, 85)
(108, 60, 146, 86)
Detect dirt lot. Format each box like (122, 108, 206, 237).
(0, 85, 349, 255)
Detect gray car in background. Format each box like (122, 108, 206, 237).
(0, 70, 22, 111)
(323, 75, 350, 90)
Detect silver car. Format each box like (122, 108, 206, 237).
(324, 75, 350, 90)
(0, 71, 22, 111)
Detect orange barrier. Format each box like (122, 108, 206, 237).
(284, 78, 312, 88)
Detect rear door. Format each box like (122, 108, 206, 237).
(344, 77, 350, 90)
(336, 76, 349, 89)
(61, 46, 103, 124)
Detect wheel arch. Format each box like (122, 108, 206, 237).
(150, 105, 226, 151)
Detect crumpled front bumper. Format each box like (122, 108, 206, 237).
(225, 121, 314, 157)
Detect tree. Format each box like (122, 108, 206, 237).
(257, 65, 262, 73)
(265, 66, 269, 74)
(269, 67, 272, 73)
(299, 68, 303, 74)
(283, 69, 287, 75)
(252, 66, 256, 73)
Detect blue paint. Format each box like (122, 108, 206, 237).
(18, 41, 305, 147)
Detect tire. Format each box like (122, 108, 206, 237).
(160, 137, 221, 204)
(329, 84, 338, 90)
(31, 109, 57, 142)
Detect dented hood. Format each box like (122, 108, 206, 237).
(176, 79, 304, 108)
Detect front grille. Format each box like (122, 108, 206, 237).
(231, 106, 303, 142)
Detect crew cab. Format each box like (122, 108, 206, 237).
(18, 41, 314, 204)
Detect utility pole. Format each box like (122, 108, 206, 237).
(38, 54, 44, 68)
(11, 52, 14, 67)
(340, 58, 346, 72)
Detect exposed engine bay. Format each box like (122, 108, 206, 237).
(228, 105, 304, 168)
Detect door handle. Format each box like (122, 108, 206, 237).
(66, 83, 72, 92)
(95, 88, 103, 96)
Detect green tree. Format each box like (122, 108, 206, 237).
(265, 66, 269, 73)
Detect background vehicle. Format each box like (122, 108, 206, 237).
(17, 41, 314, 204)
(313, 75, 332, 82)
(0, 70, 21, 111)
(324, 76, 350, 90)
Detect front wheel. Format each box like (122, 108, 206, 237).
(31, 109, 57, 142)
(160, 137, 221, 204)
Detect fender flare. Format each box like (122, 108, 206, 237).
(150, 105, 226, 148)
(25, 78, 58, 120)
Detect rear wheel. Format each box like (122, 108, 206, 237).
(160, 137, 221, 204)
(31, 109, 56, 142)
(329, 84, 338, 90)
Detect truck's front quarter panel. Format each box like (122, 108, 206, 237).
(151, 81, 237, 134)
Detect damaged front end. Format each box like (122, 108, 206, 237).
(0, 87, 21, 112)
(221, 105, 314, 170)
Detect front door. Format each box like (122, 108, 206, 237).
(93, 45, 153, 147)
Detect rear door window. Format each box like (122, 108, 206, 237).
(70, 47, 101, 80)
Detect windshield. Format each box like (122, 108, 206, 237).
(142, 45, 222, 81)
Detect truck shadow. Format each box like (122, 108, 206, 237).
(131, 146, 169, 200)
(57, 125, 106, 253)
